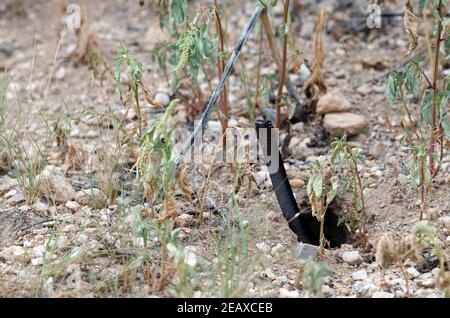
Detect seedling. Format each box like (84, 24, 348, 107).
(306, 156, 338, 259)
(330, 135, 367, 244)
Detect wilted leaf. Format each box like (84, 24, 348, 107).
(404, 0, 420, 55)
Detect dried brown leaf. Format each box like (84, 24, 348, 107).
(404, 0, 420, 55)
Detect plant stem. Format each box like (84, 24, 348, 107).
(347, 145, 366, 235)
(134, 84, 142, 136)
(254, 25, 263, 111)
(214, 0, 228, 146)
(260, 10, 306, 122)
(420, 154, 426, 220)
(275, 0, 290, 129)
(430, 0, 444, 177)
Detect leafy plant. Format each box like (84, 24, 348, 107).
(306, 156, 338, 259)
(330, 135, 367, 243)
(386, 0, 449, 219)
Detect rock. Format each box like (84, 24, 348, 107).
(65, 201, 80, 212)
(266, 211, 283, 223)
(316, 92, 351, 115)
(358, 282, 379, 295)
(0, 175, 18, 194)
(256, 242, 271, 254)
(427, 208, 440, 220)
(183, 246, 198, 267)
(260, 268, 277, 280)
(352, 270, 368, 281)
(289, 138, 315, 161)
(7, 192, 25, 205)
(290, 179, 305, 189)
(372, 291, 394, 298)
(271, 244, 285, 255)
(417, 273, 434, 288)
(323, 112, 368, 137)
(36, 166, 76, 203)
(368, 142, 385, 160)
(33, 245, 46, 258)
(438, 216, 450, 230)
(406, 267, 420, 279)
(279, 288, 300, 298)
(19, 205, 31, 212)
(31, 257, 44, 267)
(33, 201, 49, 213)
(0, 246, 25, 261)
(295, 243, 318, 260)
(342, 251, 363, 266)
(75, 188, 106, 209)
(175, 214, 195, 228)
(153, 92, 171, 107)
(299, 64, 312, 84)
(43, 277, 54, 295)
(54, 67, 66, 80)
(253, 171, 270, 189)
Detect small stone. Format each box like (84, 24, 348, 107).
(417, 278, 434, 288)
(406, 267, 420, 279)
(175, 214, 195, 228)
(0, 175, 18, 194)
(31, 257, 44, 267)
(153, 92, 171, 107)
(372, 291, 394, 298)
(0, 246, 25, 261)
(253, 171, 270, 189)
(290, 179, 305, 189)
(241, 220, 250, 228)
(323, 112, 368, 137)
(417, 273, 434, 288)
(33, 201, 49, 212)
(36, 166, 76, 203)
(316, 92, 351, 115)
(19, 205, 31, 212)
(65, 201, 80, 211)
(256, 242, 271, 254)
(77, 234, 89, 244)
(358, 283, 379, 295)
(427, 208, 440, 220)
(438, 216, 450, 230)
(299, 64, 312, 84)
(75, 188, 106, 209)
(33, 245, 46, 258)
(342, 251, 363, 266)
(352, 270, 368, 281)
(295, 243, 318, 260)
(279, 288, 300, 298)
(7, 192, 25, 205)
(271, 244, 285, 255)
(260, 268, 277, 280)
(54, 67, 66, 80)
(43, 277, 54, 295)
